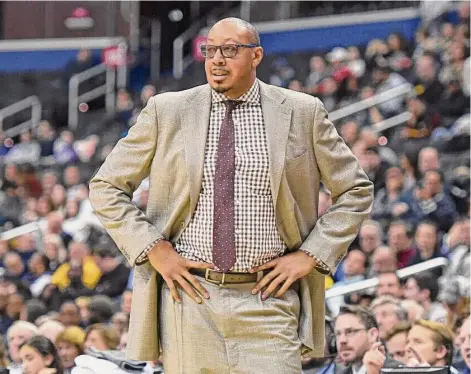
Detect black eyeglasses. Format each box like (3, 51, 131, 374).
(334, 328, 367, 338)
(200, 43, 260, 59)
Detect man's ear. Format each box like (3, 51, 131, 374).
(435, 344, 447, 361)
(367, 327, 380, 346)
(252, 47, 264, 68)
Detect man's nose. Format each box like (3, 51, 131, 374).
(212, 48, 225, 64)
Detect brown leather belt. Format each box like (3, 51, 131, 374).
(189, 268, 268, 285)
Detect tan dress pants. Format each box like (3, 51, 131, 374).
(160, 276, 302, 374)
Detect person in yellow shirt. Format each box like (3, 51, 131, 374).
(52, 241, 101, 292)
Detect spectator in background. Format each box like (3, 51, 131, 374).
(386, 33, 413, 74)
(62, 49, 94, 88)
(38, 320, 65, 344)
(94, 243, 130, 299)
(387, 221, 416, 269)
(339, 120, 359, 148)
(459, 316, 470, 374)
(2, 252, 25, 280)
(401, 299, 425, 323)
(269, 57, 295, 88)
(51, 241, 101, 302)
(372, 62, 407, 118)
(404, 272, 447, 323)
(120, 290, 132, 315)
(27, 253, 52, 299)
(56, 326, 86, 374)
(19, 335, 64, 374)
(20, 299, 47, 324)
(359, 220, 383, 257)
(327, 250, 367, 314)
(347, 46, 366, 79)
(334, 305, 401, 373)
(384, 322, 411, 365)
(305, 56, 330, 94)
(371, 167, 411, 232)
(376, 272, 403, 299)
(4, 131, 41, 166)
(371, 296, 408, 340)
(369, 246, 397, 278)
(37, 120, 57, 159)
(406, 319, 457, 371)
(418, 146, 440, 176)
(6, 321, 39, 374)
(362, 147, 391, 194)
(58, 301, 81, 328)
(414, 53, 444, 106)
(408, 221, 443, 271)
(54, 131, 78, 165)
(84, 324, 120, 351)
(87, 295, 114, 325)
(408, 170, 458, 233)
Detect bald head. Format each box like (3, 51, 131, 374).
(211, 18, 260, 45)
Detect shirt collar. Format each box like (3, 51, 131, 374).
(211, 79, 260, 104)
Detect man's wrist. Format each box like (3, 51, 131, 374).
(299, 249, 330, 275)
(135, 238, 166, 265)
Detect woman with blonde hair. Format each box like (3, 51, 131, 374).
(55, 326, 85, 374)
(83, 324, 119, 352)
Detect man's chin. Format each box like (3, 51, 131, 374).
(210, 82, 230, 94)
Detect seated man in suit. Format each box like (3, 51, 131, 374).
(334, 305, 401, 374)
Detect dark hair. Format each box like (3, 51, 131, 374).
(389, 220, 414, 238)
(20, 335, 64, 374)
(337, 305, 378, 330)
(408, 272, 439, 302)
(24, 299, 47, 324)
(36, 254, 50, 272)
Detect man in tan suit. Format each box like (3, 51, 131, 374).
(89, 18, 373, 373)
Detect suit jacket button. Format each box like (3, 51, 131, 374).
(180, 221, 185, 229)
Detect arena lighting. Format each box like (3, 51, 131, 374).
(169, 9, 184, 22)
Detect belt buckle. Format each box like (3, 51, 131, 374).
(205, 268, 226, 285)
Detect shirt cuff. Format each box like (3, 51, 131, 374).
(135, 238, 165, 265)
(299, 249, 330, 275)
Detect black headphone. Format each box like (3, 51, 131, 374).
(325, 315, 337, 355)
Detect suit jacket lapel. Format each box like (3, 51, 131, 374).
(259, 81, 292, 208)
(182, 84, 211, 214)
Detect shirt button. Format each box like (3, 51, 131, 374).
(235, 146, 241, 152)
(235, 229, 241, 235)
(235, 199, 241, 205)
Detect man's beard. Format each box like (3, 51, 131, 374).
(212, 85, 230, 94)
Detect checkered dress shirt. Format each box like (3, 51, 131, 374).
(137, 80, 329, 274)
(175, 80, 286, 272)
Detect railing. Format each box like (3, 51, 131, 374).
(0, 96, 42, 138)
(173, 20, 204, 79)
(0, 222, 40, 241)
(68, 43, 128, 130)
(371, 111, 412, 133)
(326, 257, 449, 299)
(329, 83, 414, 123)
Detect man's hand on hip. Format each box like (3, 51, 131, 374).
(249, 251, 317, 300)
(147, 240, 214, 304)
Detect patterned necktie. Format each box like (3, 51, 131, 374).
(213, 100, 239, 272)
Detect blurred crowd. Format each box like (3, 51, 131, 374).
(0, 2, 469, 374)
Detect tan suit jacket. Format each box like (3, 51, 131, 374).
(89, 80, 373, 361)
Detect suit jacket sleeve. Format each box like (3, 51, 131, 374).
(299, 98, 374, 273)
(89, 96, 164, 267)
